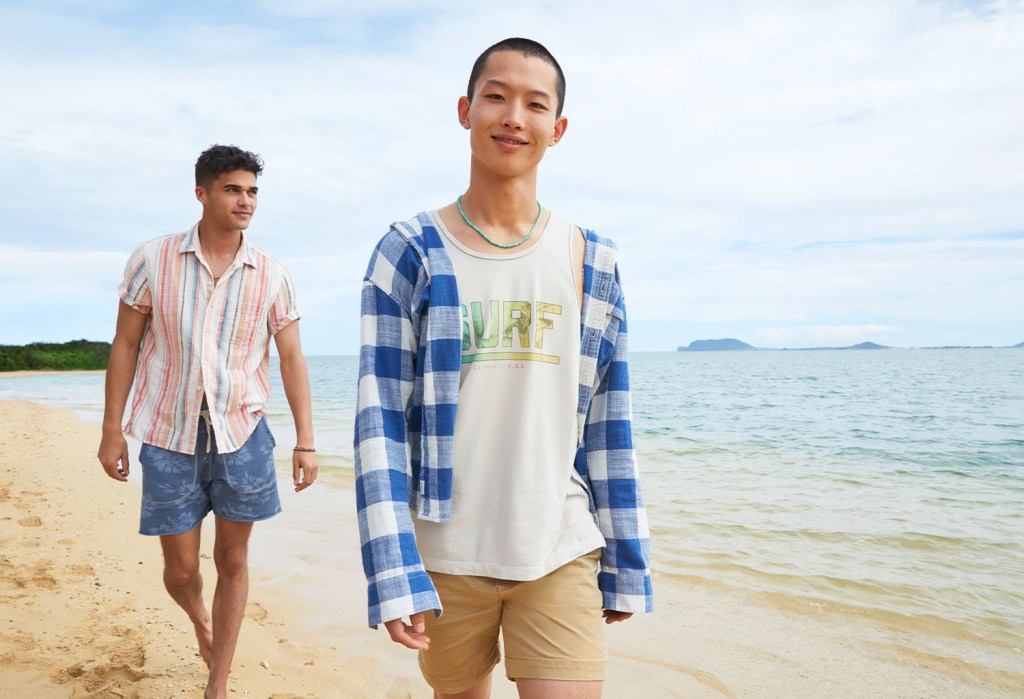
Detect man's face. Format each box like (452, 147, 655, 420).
(195, 169, 258, 232)
(459, 51, 568, 178)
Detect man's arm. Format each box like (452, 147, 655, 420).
(273, 320, 318, 492)
(355, 232, 442, 635)
(97, 301, 147, 481)
(580, 245, 653, 617)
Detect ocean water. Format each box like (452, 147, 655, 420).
(3, 349, 1022, 667)
(628, 349, 1024, 668)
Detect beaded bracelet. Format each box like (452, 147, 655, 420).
(293, 446, 317, 453)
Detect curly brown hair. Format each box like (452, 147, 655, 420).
(195, 145, 264, 188)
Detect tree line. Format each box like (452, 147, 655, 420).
(0, 340, 112, 372)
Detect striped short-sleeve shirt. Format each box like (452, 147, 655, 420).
(118, 223, 300, 454)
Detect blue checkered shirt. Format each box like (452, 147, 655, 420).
(354, 212, 653, 628)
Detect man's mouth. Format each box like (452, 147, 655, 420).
(493, 135, 528, 145)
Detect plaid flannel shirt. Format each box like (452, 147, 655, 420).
(355, 212, 653, 628)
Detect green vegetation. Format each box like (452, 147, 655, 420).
(0, 340, 111, 372)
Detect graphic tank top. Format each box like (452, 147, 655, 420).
(413, 210, 605, 580)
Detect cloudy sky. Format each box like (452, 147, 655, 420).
(1, 0, 1021, 353)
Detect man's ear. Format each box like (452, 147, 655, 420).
(457, 96, 471, 130)
(549, 115, 569, 146)
(195, 185, 207, 204)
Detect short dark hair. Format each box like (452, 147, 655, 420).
(467, 38, 566, 117)
(195, 144, 264, 188)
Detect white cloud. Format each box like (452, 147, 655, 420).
(0, 1, 1022, 351)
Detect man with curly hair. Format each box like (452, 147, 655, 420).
(98, 144, 318, 699)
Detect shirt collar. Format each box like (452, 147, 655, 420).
(180, 222, 256, 268)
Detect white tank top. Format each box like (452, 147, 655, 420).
(414, 209, 605, 580)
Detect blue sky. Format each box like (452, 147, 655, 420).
(1, 0, 1021, 353)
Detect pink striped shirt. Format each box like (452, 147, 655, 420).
(118, 223, 300, 454)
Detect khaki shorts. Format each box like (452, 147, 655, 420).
(419, 549, 605, 694)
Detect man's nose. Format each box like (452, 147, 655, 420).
(502, 101, 524, 129)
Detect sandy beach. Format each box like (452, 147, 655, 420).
(1, 394, 1021, 698)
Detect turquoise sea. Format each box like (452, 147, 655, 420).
(2, 348, 1022, 675)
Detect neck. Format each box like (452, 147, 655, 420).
(464, 158, 539, 226)
(197, 220, 243, 258)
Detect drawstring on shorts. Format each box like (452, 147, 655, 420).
(199, 409, 213, 454)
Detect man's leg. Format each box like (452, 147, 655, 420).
(434, 672, 493, 699)
(503, 551, 606, 699)
(431, 670, 602, 698)
(515, 679, 602, 699)
(204, 516, 254, 699)
(420, 571, 503, 697)
(159, 524, 213, 666)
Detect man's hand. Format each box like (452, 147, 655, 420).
(292, 450, 319, 492)
(384, 612, 430, 650)
(97, 428, 130, 482)
(602, 610, 633, 624)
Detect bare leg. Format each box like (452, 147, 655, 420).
(204, 517, 254, 699)
(516, 679, 602, 699)
(435, 671, 493, 699)
(160, 524, 213, 666)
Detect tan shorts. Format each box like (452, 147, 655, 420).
(419, 549, 605, 694)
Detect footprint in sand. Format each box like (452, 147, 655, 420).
(1, 557, 57, 590)
(29, 563, 57, 589)
(0, 555, 20, 592)
(51, 623, 155, 695)
(68, 563, 96, 578)
(17, 516, 42, 527)
(245, 602, 269, 623)
(53, 659, 152, 694)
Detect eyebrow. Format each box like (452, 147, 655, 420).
(223, 183, 259, 193)
(481, 78, 551, 100)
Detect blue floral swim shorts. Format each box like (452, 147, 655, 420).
(138, 415, 282, 536)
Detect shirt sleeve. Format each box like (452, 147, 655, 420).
(354, 234, 442, 628)
(584, 268, 654, 614)
(268, 266, 302, 335)
(117, 243, 152, 314)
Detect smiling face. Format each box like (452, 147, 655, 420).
(458, 50, 568, 180)
(195, 169, 258, 233)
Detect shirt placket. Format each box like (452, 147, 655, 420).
(203, 257, 245, 451)
(191, 251, 215, 453)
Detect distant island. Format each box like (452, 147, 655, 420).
(677, 338, 1024, 352)
(0, 340, 111, 372)
(678, 338, 756, 351)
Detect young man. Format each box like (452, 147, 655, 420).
(97, 145, 318, 699)
(355, 39, 652, 698)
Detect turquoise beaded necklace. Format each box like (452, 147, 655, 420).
(457, 195, 542, 249)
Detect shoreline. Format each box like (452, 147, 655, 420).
(1, 397, 1021, 697)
